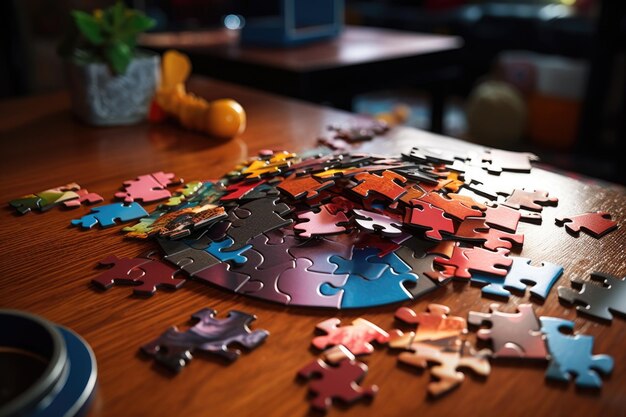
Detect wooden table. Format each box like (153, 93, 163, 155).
(139, 26, 463, 132)
(0, 77, 624, 417)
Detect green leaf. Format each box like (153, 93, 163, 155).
(111, 1, 125, 28)
(105, 42, 132, 74)
(71, 11, 104, 45)
(122, 13, 156, 34)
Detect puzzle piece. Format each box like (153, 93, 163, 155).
(350, 170, 407, 201)
(503, 189, 558, 211)
(557, 272, 626, 321)
(159, 238, 221, 276)
(397, 340, 490, 397)
(10, 183, 81, 214)
(418, 192, 483, 221)
(555, 212, 618, 238)
(323, 267, 417, 308)
(115, 171, 179, 203)
(477, 149, 539, 174)
(312, 318, 390, 355)
(468, 303, 547, 358)
(277, 258, 349, 308)
(289, 237, 353, 273)
(402, 146, 459, 164)
(298, 358, 378, 411)
(539, 317, 613, 388)
(142, 205, 227, 239)
(163, 181, 204, 206)
(394, 247, 443, 297)
(329, 248, 390, 280)
(141, 308, 269, 372)
(472, 257, 563, 300)
(353, 209, 403, 237)
(294, 205, 349, 238)
(405, 203, 454, 240)
(277, 174, 334, 200)
(71, 202, 148, 228)
(205, 237, 250, 264)
(92, 254, 185, 296)
(62, 188, 104, 208)
(246, 232, 297, 270)
(122, 212, 164, 238)
(394, 304, 467, 345)
(452, 218, 524, 250)
(434, 246, 511, 280)
(220, 179, 266, 201)
(227, 197, 293, 250)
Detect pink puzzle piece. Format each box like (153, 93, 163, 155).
(405, 203, 455, 240)
(294, 205, 349, 238)
(556, 211, 618, 238)
(63, 189, 104, 208)
(434, 245, 512, 279)
(312, 318, 390, 355)
(115, 172, 179, 203)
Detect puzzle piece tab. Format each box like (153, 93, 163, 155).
(540, 317, 613, 388)
(298, 358, 378, 411)
(141, 308, 269, 372)
(557, 272, 626, 321)
(555, 212, 618, 238)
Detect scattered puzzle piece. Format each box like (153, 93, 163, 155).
(557, 272, 626, 321)
(503, 189, 558, 212)
(394, 304, 467, 344)
(115, 171, 179, 203)
(353, 209, 403, 237)
(71, 202, 148, 229)
(294, 205, 349, 238)
(434, 246, 512, 280)
(397, 340, 490, 397)
(92, 253, 185, 296)
(555, 212, 618, 238)
(405, 203, 454, 240)
(472, 257, 563, 300)
(62, 188, 104, 208)
(298, 358, 378, 411)
(277, 174, 334, 200)
(418, 192, 483, 221)
(141, 308, 269, 371)
(468, 303, 548, 359)
(539, 317, 613, 388)
(10, 183, 81, 214)
(312, 318, 390, 355)
(351, 170, 407, 201)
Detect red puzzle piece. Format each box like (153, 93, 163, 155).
(418, 192, 484, 220)
(556, 211, 618, 238)
(221, 179, 266, 201)
(298, 358, 378, 411)
(92, 254, 185, 296)
(405, 202, 455, 240)
(294, 204, 350, 237)
(503, 189, 558, 212)
(312, 318, 390, 355)
(350, 170, 407, 201)
(453, 218, 524, 250)
(277, 174, 333, 200)
(434, 245, 512, 279)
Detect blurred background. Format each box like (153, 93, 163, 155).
(1, 0, 624, 184)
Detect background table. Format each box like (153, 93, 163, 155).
(139, 26, 463, 132)
(0, 77, 624, 417)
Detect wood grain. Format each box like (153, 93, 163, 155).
(0, 77, 625, 417)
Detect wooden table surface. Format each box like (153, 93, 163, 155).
(139, 26, 462, 72)
(1, 77, 625, 417)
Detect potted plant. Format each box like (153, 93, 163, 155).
(58, 2, 159, 126)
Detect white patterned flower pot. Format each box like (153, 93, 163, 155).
(65, 52, 160, 126)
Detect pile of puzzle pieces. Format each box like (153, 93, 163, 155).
(68, 145, 618, 311)
(298, 302, 615, 410)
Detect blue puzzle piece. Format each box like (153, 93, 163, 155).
(330, 248, 388, 280)
(472, 257, 563, 300)
(71, 203, 148, 229)
(205, 237, 251, 265)
(540, 317, 613, 388)
(321, 268, 417, 308)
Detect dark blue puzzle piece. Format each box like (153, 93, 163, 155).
(206, 237, 251, 265)
(472, 258, 563, 300)
(71, 203, 148, 229)
(540, 317, 613, 388)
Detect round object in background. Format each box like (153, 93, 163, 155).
(466, 81, 526, 148)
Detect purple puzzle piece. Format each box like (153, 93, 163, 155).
(248, 232, 297, 270)
(289, 238, 354, 273)
(278, 258, 349, 308)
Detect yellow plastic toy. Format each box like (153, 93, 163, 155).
(151, 50, 246, 139)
